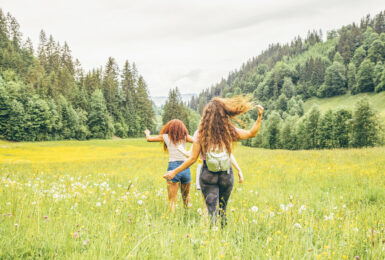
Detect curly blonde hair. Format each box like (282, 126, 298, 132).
(198, 95, 254, 154)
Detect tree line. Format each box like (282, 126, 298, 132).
(161, 87, 200, 134)
(242, 99, 383, 149)
(0, 9, 155, 141)
(189, 11, 385, 116)
(187, 11, 385, 149)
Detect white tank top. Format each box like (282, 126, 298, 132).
(163, 134, 187, 162)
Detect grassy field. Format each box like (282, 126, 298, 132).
(0, 139, 384, 259)
(303, 92, 385, 118)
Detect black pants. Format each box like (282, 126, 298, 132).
(199, 162, 234, 227)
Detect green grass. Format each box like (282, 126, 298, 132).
(303, 92, 385, 117)
(0, 139, 384, 259)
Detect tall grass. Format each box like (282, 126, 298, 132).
(0, 139, 384, 259)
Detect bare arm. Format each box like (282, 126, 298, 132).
(236, 105, 264, 139)
(231, 154, 244, 183)
(186, 135, 195, 143)
(144, 129, 163, 142)
(163, 142, 201, 180)
(230, 154, 241, 172)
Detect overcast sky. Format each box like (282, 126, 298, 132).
(1, 0, 384, 96)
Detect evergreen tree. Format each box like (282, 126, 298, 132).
(102, 57, 119, 119)
(162, 87, 190, 131)
(121, 60, 139, 136)
(135, 76, 155, 132)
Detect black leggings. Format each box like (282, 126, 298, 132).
(199, 162, 234, 227)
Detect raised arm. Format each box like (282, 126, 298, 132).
(144, 129, 163, 142)
(163, 142, 201, 180)
(236, 105, 264, 139)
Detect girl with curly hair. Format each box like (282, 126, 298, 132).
(164, 96, 264, 226)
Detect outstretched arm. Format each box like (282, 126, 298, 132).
(144, 129, 163, 142)
(236, 105, 264, 139)
(163, 142, 201, 180)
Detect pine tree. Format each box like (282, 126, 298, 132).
(121, 61, 139, 136)
(135, 76, 155, 132)
(37, 30, 47, 68)
(102, 57, 119, 119)
(162, 87, 190, 131)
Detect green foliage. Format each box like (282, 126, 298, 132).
(318, 61, 347, 97)
(246, 99, 381, 150)
(351, 99, 379, 147)
(356, 59, 375, 93)
(88, 90, 114, 139)
(162, 87, 192, 132)
(0, 9, 155, 141)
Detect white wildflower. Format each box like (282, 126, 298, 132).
(293, 223, 302, 229)
(251, 206, 258, 212)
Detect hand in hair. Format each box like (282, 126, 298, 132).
(256, 105, 264, 117)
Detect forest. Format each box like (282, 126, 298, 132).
(187, 11, 385, 149)
(0, 9, 384, 149)
(0, 9, 155, 141)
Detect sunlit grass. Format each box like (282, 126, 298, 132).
(0, 139, 384, 259)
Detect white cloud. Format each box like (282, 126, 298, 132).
(1, 0, 384, 96)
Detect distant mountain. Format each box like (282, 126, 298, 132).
(151, 93, 197, 107)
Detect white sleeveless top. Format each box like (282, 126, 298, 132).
(163, 134, 187, 162)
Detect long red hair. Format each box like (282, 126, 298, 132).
(160, 119, 189, 151)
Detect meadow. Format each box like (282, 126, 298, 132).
(0, 139, 384, 259)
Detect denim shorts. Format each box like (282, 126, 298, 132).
(167, 161, 191, 184)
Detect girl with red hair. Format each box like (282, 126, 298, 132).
(144, 119, 194, 212)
